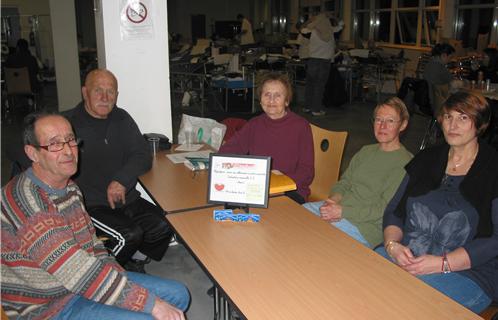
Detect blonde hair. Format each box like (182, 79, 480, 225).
(373, 96, 410, 122)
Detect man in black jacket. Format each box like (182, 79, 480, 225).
(64, 69, 172, 272)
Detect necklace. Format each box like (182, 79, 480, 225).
(449, 147, 478, 172)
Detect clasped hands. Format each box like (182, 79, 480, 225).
(319, 198, 343, 222)
(388, 242, 442, 275)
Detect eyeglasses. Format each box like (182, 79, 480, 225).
(372, 117, 401, 128)
(34, 137, 81, 152)
(442, 113, 471, 125)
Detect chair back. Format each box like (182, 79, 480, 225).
(431, 83, 449, 117)
(415, 53, 431, 79)
(1, 305, 8, 320)
(221, 118, 247, 144)
(5, 67, 32, 95)
(309, 124, 347, 202)
(480, 301, 498, 320)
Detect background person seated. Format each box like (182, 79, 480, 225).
(4, 38, 40, 94)
(219, 72, 314, 204)
(377, 92, 497, 313)
(473, 47, 498, 83)
(1, 111, 189, 319)
(303, 97, 413, 247)
(423, 43, 456, 115)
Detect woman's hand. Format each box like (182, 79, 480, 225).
(319, 199, 342, 222)
(388, 242, 415, 267)
(402, 254, 442, 275)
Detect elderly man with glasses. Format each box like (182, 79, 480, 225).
(1, 111, 189, 319)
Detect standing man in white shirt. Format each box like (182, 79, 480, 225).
(237, 13, 255, 46)
(303, 12, 344, 116)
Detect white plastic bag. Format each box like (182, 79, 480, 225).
(178, 114, 227, 151)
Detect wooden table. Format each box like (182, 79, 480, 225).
(139, 149, 297, 213)
(167, 197, 480, 320)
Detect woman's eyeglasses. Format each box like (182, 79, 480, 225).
(372, 117, 401, 128)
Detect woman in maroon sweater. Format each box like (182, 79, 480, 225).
(219, 73, 314, 203)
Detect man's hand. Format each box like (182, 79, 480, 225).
(319, 198, 342, 222)
(151, 298, 185, 320)
(107, 181, 126, 209)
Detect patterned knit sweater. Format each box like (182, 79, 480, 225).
(1, 169, 156, 319)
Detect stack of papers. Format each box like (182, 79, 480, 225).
(175, 144, 203, 152)
(166, 150, 212, 164)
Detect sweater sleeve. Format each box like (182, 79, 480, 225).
(20, 212, 156, 312)
(341, 165, 408, 223)
(91, 232, 127, 270)
(112, 112, 152, 191)
(0, 180, 156, 313)
(463, 198, 498, 268)
(218, 121, 253, 155)
(284, 122, 314, 198)
(330, 147, 361, 196)
(383, 175, 410, 230)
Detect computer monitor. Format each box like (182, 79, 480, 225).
(207, 153, 271, 211)
(214, 21, 241, 40)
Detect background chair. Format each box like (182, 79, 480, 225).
(415, 52, 431, 79)
(480, 301, 498, 320)
(308, 124, 347, 202)
(1, 306, 7, 320)
(221, 117, 247, 144)
(419, 83, 447, 150)
(4, 67, 38, 117)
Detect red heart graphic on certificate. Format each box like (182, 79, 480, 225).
(214, 183, 224, 191)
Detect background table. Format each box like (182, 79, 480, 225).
(467, 83, 498, 101)
(139, 149, 297, 213)
(167, 196, 480, 320)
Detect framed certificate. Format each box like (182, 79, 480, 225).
(207, 153, 271, 209)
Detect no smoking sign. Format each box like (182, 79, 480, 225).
(126, 2, 147, 24)
(120, 0, 154, 40)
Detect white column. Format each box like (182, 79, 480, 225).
(49, 0, 81, 111)
(93, 0, 173, 139)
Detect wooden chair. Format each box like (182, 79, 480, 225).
(1, 305, 8, 320)
(480, 302, 498, 320)
(308, 124, 348, 202)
